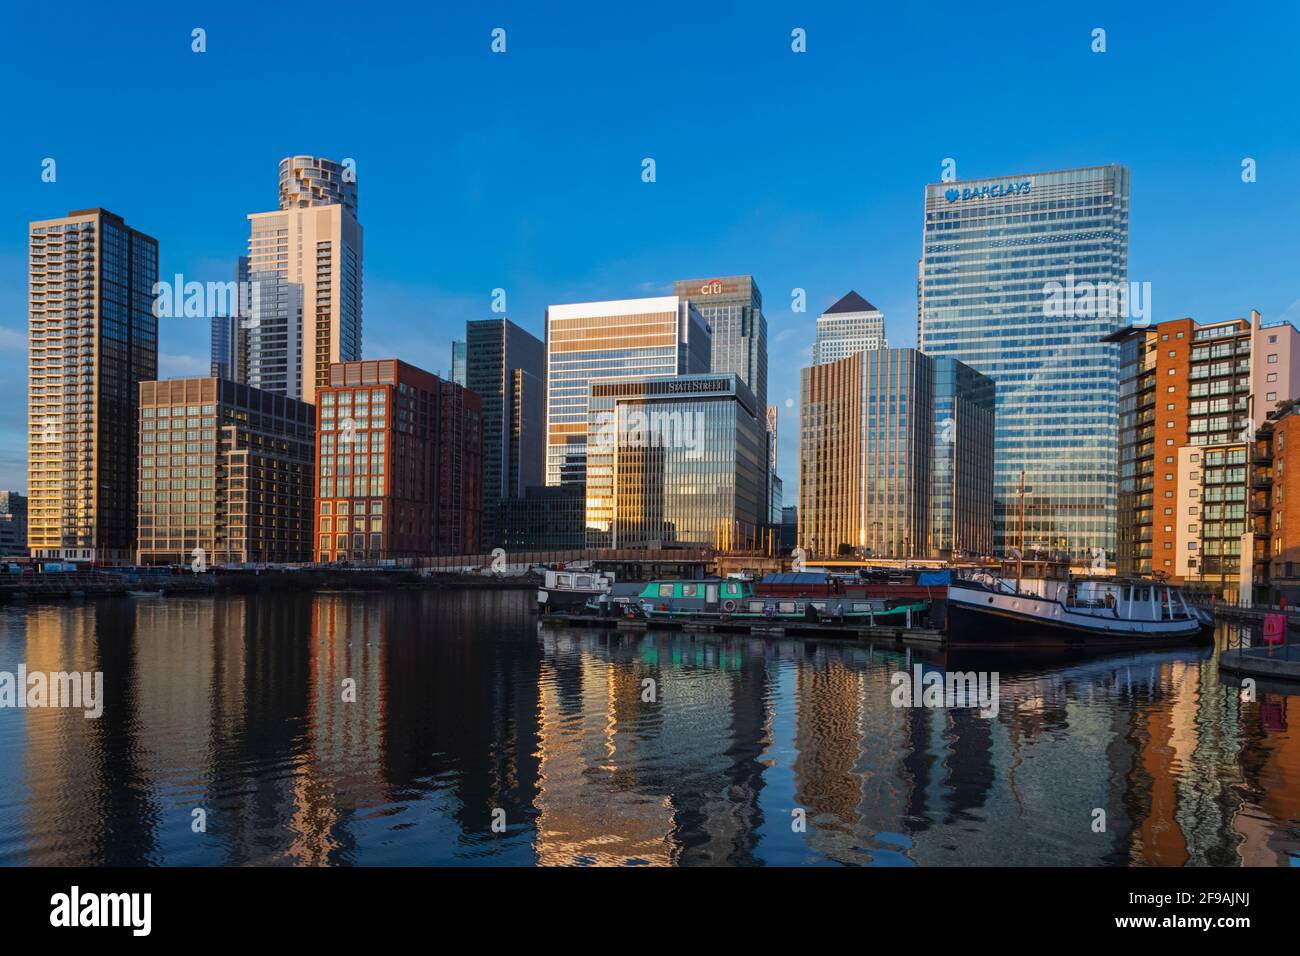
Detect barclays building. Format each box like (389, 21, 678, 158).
(918, 165, 1129, 563)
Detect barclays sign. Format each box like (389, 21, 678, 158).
(944, 180, 1033, 203)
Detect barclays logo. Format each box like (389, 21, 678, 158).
(944, 180, 1033, 203)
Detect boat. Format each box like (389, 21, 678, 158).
(945, 557, 1214, 648)
(634, 579, 929, 625)
(536, 568, 615, 612)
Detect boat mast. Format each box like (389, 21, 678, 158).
(1016, 468, 1026, 592)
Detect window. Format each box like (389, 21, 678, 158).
(1267, 392, 1277, 402)
(1268, 354, 1278, 364)
(658, 584, 674, 597)
(1268, 372, 1278, 382)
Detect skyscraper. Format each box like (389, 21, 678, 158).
(466, 318, 545, 545)
(210, 256, 250, 382)
(246, 156, 363, 405)
(812, 291, 886, 365)
(450, 340, 467, 386)
(585, 374, 764, 549)
(919, 165, 1130, 561)
(799, 349, 994, 560)
(673, 276, 767, 410)
(544, 296, 711, 487)
(28, 208, 158, 564)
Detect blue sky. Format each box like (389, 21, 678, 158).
(2, 0, 1298, 492)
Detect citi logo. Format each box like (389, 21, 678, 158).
(699, 279, 724, 295)
(49, 886, 152, 936)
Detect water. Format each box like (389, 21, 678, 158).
(0, 589, 1296, 866)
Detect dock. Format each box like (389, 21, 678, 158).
(538, 611, 945, 646)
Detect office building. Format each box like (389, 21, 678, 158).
(766, 404, 781, 525)
(498, 485, 586, 552)
(585, 373, 764, 550)
(545, 296, 711, 487)
(28, 208, 158, 564)
(1110, 311, 1300, 592)
(674, 276, 780, 534)
(0, 492, 28, 555)
(314, 360, 481, 562)
(919, 165, 1129, 561)
(246, 156, 363, 405)
(799, 349, 994, 560)
(450, 340, 466, 386)
(137, 378, 315, 565)
(780, 505, 798, 551)
(673, 276, 767, 409)
(466, 318, 545, 545)
(210, 256, 251, 382)
(812, 291, 887, 365)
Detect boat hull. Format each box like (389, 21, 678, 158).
(537, 588, 603, 612)
(946, 591, 1209, 648)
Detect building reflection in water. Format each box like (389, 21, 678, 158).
(0, 592, 1297, 866)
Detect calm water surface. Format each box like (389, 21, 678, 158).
(0, 589, 1296, 866)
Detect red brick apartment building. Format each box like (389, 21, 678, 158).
(314, 360, 481, 563)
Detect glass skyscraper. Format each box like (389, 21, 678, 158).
(919, 165, 1129, 561)
(672, 277, 766, 411)
(28, 208, 158, 564)
(812, 291, 886, 365)
(247, 156, 363, 405)
(799, 349, 994, 559)
(585, 374, 763, 549)
(466, 318, 545, 546)
(544, 296, 711, 488)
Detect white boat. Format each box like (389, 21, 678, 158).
(946, 558, 1213, 648)
(536, 568, 614, 612)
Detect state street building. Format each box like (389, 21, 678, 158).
(584, 374, 764, 550)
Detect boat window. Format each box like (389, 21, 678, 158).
(811, 602, 826, 611)
(557, 574, 571, 587)
(658, 584, 674, 598)
(724, 583, 738, 596)
(853, 603, 870, 612)
(778, 602, 796, 614)
(748, 601, 765, 612)
(682, 583, 697, 597)
(576, 576, 591, 588)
